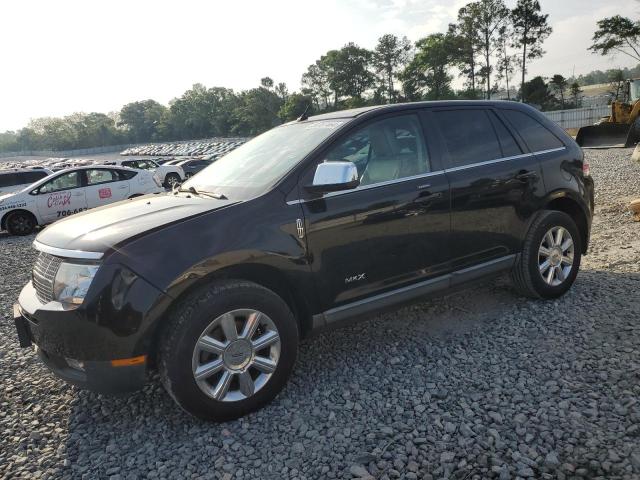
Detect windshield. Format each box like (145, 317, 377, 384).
(182, 119, 346, 198)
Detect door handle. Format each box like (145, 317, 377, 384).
(118, 185, 127, 189)
(515, 171, 538, 181)
(73, 192, 83, 197)
(420, 191, 443, 199)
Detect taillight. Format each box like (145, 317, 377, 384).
(582, 162, 590, 176)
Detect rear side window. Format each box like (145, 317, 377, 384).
(118, 169, 137, 180)
(501, 110, 564, 152)
(488, 111, 522, 157)
(434, 109, 502, 167)
(86, 169, 117, 185)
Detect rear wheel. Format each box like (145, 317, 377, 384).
(164, 173, 181, 188)
(511, 210, 582, 299)
(159, 280, 298, 421)
(6, 211, 36, 236)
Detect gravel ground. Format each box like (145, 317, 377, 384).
(1, 148, 639, 480)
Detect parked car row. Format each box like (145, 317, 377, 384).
(0, 165, 163, 235)
(119, 139, 246, 157)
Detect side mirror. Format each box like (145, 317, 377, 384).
(306, 161, 360, 193)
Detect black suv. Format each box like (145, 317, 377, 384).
(14, 101, 594, 420)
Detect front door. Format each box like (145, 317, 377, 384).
(299, 112, 451, 311)
(429, 107, 545, 269)
(36, 171, 87, 223)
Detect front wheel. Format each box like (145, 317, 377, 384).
(6, 211, 36, 236)
(511, 210, 582, 299)
(158, 280, 299, 421)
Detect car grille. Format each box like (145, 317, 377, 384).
(32, 252, 63, 303)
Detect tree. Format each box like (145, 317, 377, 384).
(275, 82, 288, 102)
(449, 5, 482, 97)
(372, 34, 412, 103)
(589, 15, 640, 61)
(511, 0, 552, 102)
(496, 24, 518, 99)
(570, 82, 582, 108)
(521, 76, 554, 109)
(301, 61, 333, 109)
(278, 93, 313, 122)
(260, 77, 274, 89)
(232, 85, 283, 136)
(608, 69, 626, 100)
(471, 0, 511, 100)
(400, 34, 454, 100)
(119, 100, 169, 143)
(332, 43, 375, 101)
(549, 74, 568, 108)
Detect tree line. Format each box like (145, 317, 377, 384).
(1, 2, 638, 153)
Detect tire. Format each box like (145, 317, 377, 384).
(511, 210, 582, 299)
(164, 173, 181, 188)
(6, 211, 36, 236)
(158, 280, 299, 421)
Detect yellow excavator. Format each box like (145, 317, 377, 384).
(576, 79, 640, 148)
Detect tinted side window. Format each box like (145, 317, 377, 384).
(0, 173, 18, 188)
(488, 111, 522, 157)
(435, 109, 502, 168)
(118, 169, 137, 180)
(325, 114, 430, 186)
(122, 161, 137, 169)
(501, 110, 564, 151)
(18, 171, 48, 184)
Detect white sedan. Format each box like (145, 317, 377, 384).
(0, 166, 163, 236)
(104, 159, 185, 188)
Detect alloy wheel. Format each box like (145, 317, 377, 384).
(191, 309, 281, 402)
(538, 226, 574, 286)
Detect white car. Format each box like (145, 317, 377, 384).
(103, 159, 185, 188)
(0, 166, 163, 236)
(0, 168, 53, 195)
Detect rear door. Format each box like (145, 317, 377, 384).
(299, 112, 451, 310)
(35, 171, 87, 223)
(429, 107, 545, 270)
(84, 168, 130, 208)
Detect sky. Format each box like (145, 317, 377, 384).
(0, 0, 637, 131)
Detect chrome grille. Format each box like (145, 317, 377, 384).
(32, 252, 63, 303)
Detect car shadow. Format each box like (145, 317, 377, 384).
(54, 268, 639, 478)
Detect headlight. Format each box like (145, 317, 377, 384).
(53, 262, 100, 306)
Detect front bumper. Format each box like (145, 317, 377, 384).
(13, 266, 169, 394)
(14, 303, 147, 394)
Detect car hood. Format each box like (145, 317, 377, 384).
(35, 193, 237, 254)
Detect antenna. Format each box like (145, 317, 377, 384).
(297, 104, 311, 122)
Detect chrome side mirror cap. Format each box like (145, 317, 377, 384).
(306, 161, 360, 193)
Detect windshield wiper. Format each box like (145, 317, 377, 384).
(177, 186, 227, 200)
